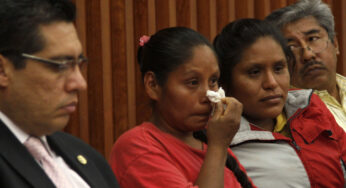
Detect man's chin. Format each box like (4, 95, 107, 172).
(293, 76, 329, 90)
(46, 117, 70, 134)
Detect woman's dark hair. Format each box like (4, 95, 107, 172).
(137, 27, 213, 86)
(213, 18, 294, 95)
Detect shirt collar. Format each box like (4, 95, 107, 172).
(0, 111, 30, 144)
(336, 74, 346, 99)
(0, 111, 52, 155)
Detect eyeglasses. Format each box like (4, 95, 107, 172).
(288, 38, 329, 55)
(21, 53, 88, 70)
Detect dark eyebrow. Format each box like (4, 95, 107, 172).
(274, 59, 287, 65)
(49, 54, 85, 60)
(79, 54, 86, 58)
(286, 29, 321, 43)
(303, 29, 321, 35)
(182, 70, 200, 77)
(287, 38, 294, 43)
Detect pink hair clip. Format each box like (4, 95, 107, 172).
(139, 35, 150, 46)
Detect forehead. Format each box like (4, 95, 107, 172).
(239, 37, 286, 65)
(281, 16, 327, 39)
(176, 45, 219, 75)
(36, 21, 82, 57)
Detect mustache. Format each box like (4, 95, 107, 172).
(299, 60, 326, 75)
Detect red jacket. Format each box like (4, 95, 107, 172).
(231, 89, 346, 188)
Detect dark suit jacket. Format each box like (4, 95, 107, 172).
(0, 120, 120, 188)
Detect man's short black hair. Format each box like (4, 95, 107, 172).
(0, 0, 76, 68)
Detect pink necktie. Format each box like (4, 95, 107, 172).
(24, 137, 73, 188)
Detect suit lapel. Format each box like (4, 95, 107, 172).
(47, 132, 108, 187)
(0, 121, 55, 187)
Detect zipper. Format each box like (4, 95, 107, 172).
(292, 140, 300, 151)
(287, 107, 307, 152)
(286, 90, 313, 152)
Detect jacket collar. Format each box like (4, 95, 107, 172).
(284, 89, 312, 119)
(231, 117, 277, 146)
(47, 132, 110, 188)
(0, 120, 56, 187)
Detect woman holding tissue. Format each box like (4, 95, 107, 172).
(110, 27, 254, 188)
(214, 18, 346, 188)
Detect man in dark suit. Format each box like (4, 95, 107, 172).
(0, 0, 120, 187)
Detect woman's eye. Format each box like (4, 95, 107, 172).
(209, 77, 219, 88)
(191, 80, 198, 85)
(186, 79, 199, 86)
(248, 69, 260, 76)
(274, 65, 284, 73)
(211, 77, 218, 85)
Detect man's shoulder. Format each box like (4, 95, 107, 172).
(48, 131, 102, 157)
(45, 132, 120, 188)
(336, 74, 346, 89)
(50, 131, 87, 145)
(336, 73, 346, 80)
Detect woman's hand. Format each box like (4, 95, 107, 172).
(195, 97, 243, 188)
(207, 97, 243, 148)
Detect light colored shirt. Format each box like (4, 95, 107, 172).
(314, 74, 346, 130)
(273, 112, 290, 137)
(0, 111, 90, 188)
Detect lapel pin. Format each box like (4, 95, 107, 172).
(77, 155, 87, 165)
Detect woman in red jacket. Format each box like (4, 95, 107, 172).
(110, 27, 255, 188)
(214, 18, 346, 188)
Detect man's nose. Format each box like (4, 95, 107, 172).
(301, 44, 316, 64)
(66, 66, 87, 92)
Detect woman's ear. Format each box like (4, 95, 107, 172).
(144, 71, 161, 101)
(0, 54, 10, 87)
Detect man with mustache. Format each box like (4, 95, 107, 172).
(266, 0, 346, 128)
(0, 0, 119, 187)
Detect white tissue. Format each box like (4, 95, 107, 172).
(206, 87, 225, 103)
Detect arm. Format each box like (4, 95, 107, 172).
(338, 127, 346, 183)
(312, 94, 346, 162)
(195, 97, 243, 188)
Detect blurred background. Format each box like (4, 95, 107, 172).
(67, 0, 346, 159)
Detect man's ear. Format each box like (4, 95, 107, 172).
(333, 36, 340, 55)
(144, 71, 161, 101)
(0, 54, 10, 87)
